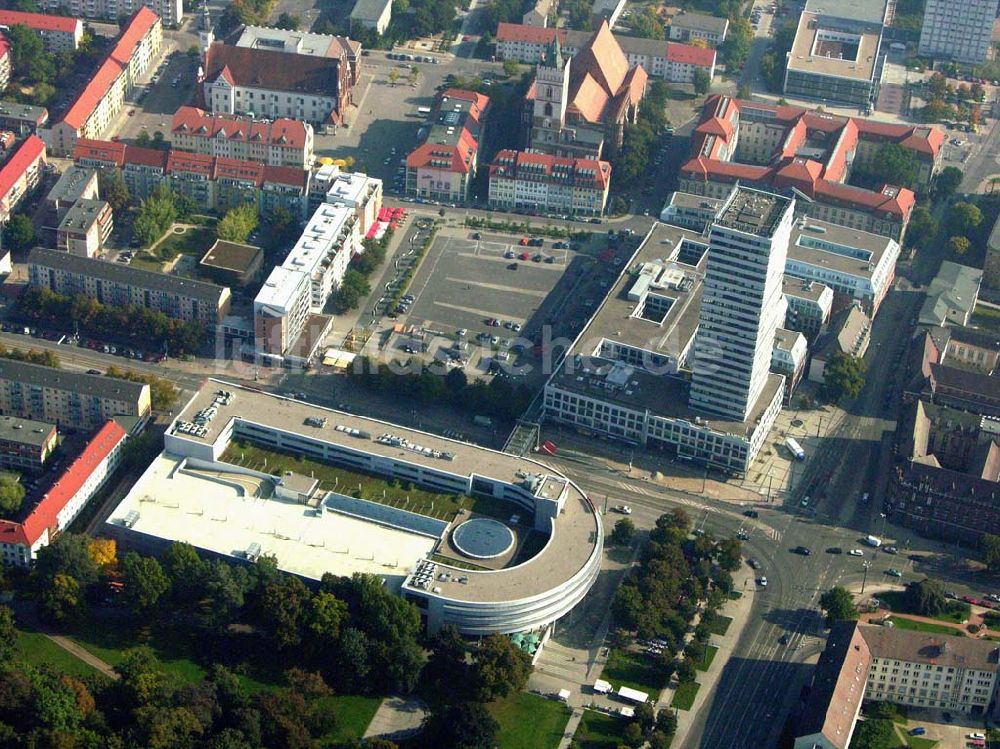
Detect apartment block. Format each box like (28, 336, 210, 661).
(0, 134, 46, 224)
(27, 247, 231, 329)
(783, 276, 833, 339)
(0, 360, 150, 431)
(37, 0, 181, 27)
(56, 198, 113, 258)
(44, 165, 98, 231)
(0, 10, 82, 51)
(919, 0, 999, 64)
(667, 11, 729, 46)
(0, 102, 48, 135)
(0, 415, 57, 473)
(772, 328, 808, 402)
(0, 35, 9, 91)
(488, 149, 611, 216)
(48, 7, 162, 156)
(0, 420, 128, 567)
(170, 106, 314, 169)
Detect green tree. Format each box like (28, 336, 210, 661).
(260, 576, 309, 649)
(7, 24, 52, 83)
(610, 517, 636, 546)
(819, 586, 859, 626)
(425, 702, 499, 749)
(3, 214, 36, 252)
(0, 605, 16, 661)
(122, 552, 170, 614)
(217, 203, 259, 244)
(445, 366, 468, 394)
(948, 235, 970, 256)
(693, 68, 711, 95)
(0, 472, 25, 515)
(35, 533, 99, 587)
(98, 169, 130, 213)
(502, 59, 519, 77)
(39, 573, 83, 624)
(904, 205, 938, 250)
(903, 578, 946, 617)
(472, 633, 531, 701)
(136, 130, 152, 148)
(850, 717, 896, 749)
(948, 201, 983, 236)
(716, 538, 742, 572)
(861, 143, 916, 187)
(274, 11, 301, 28)
(935, 166, 963, 198)
(823, 352, 867, 403)
(983, 534, 1000, 572)
(629, 7, 665, 39)
(720, 19, 752, 71)
(306, 590, 348, 642)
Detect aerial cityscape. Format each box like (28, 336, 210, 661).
(0, 0, 998, 746)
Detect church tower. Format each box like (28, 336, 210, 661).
(531, 37, 570, 143)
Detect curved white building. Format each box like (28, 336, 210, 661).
(108, 379, 603, 635)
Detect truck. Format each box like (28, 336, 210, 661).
(866, 535, 882, 548)
(785, 436, 805, 461)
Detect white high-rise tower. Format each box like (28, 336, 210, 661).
(689, 186, 793, 421)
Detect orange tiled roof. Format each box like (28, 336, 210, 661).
(0, 9, 79, 33)
(489, 148, 611, 189)
(171, 106, 310, 150)
(0, 134, 44, 200)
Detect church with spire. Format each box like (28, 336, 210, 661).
(524, 20, 647, 160)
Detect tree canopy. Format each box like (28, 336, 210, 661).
(903, 578, 947, 617)
(823, 352, 867, 403)
(0, 473, 25, 516)
(819, 586, 859, 626)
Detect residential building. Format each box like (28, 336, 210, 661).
(317, 166, 382, 233)
(200, 240, 264, 288)
(350, 0, 393, 34)
(917, 261, 983, 327)
(0, 420, 128, 567)
(984, 215, 1000, 292)
(0, 10, 82, 51)
(783, 10, 886, 107)
(235, 26, 361, 86)
(783, 276, 833, 340)
(522, 0, 552, 27)
(201, 41, 355, 127)
(0, 360, 150, 431)
(680, 95, 943, 240)
(253, 265, 312, 359)
(919, 0, 999, 64)
(57, 198, 113, 258)
(47, 7, 162, 156)
(170, 107, 314, 169)
(37, 0, 181, 27)
(794, 620, 870, 749)
(689, 187, 792, 421)
(44, 165, 98, 230)
(667, 11, 729, 46)
(591, 0, 626, 29)
(658, 191, 724, 231)
(807, 304, 871, 382)
(0, 102, 48, 135)
(0, 134, 45, 223)
(904, 327, 1000, 417)
(406, 89, 489, 203)
(0, 416, 57, 473)
(487, 149, 611, 216)
(27, 246, 232, 329)
(526, 26, 646, 160)
(73, 139, 312, 219)
(0, 34, 9, 91)
(772, 328, 808, 403)
(497, 23, 714, 85)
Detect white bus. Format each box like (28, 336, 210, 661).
(785, 437, 805, 461)
(417, 106, 432, 115)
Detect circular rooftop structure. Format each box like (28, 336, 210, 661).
(451, 518, 516, 560)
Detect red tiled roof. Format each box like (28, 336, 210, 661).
(109, 7, 159, 66)
(813, 180, 915, 217)
(262, 164, 310, 189)
(203, 42, 342, 98)
(61, 59, 123, 130)
(74, 138, 125, 165)
(123, 144, 168, 169)
(0, 420, 126, 549)
(496, 21, 563, 44)
(407, 132, 478, 174)
(489, 148, 611, 189)
(215, 156, 264, 185)
(666, 42, 715, 67)
(171, 106, 310, 150)
(0, 134, 44, 200)
(0, 34, 8, 59)
(167, 150, 214, 176)
(438, 88, 490, 115)
(0, 9, 80, 34)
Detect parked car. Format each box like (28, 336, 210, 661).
(848, 549, 864, 556)
(827, 547, 843, 554)
(614, 505, 632, 514)
(743, 509, 759, 518)
(757, 576, 768, 587)
(886, 568, 903, 577)
(793, 546, 812, 556)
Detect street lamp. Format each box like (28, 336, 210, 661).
(861, 561, 872, 594)
(879, 512, 887, 539)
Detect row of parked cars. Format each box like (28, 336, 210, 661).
(4, 324, 165, 362)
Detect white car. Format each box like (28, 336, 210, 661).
(757, 576, 768, 587)
(849, 549, 864, 556)
(615, 505, 633, 515)
(969, 733, 986, 741)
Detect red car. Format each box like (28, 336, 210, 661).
(519, 251, 530, 260)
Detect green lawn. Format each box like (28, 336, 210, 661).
(573, 709, 626, 749)
(894, 726, 938, 749)
(14, 627, 102, 679)
(602, 648, 666, 695)
(154, 225, 216, 260)
(128, 254, 165, 272)
(223, 442, 516, 523)
(885, 617, 963, 637)
(879, 591, 970, 624)
(971, 304, 1000, 333)
(319, 695, 383, 743)
(706, 615, 732, 636)
(69, 618, 207, 683)
(671, 681, 700, 710)
(488, 692, 570, 749)
(695, 645, 718, 672)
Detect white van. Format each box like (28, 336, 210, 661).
(866, 535, 882, 547)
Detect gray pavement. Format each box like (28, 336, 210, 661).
(362, 697, 427, 740)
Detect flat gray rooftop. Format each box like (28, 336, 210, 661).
(0, 415, 55, 447)
(804, 0, 887, 27)
(783, 275, 830, 303)
(714, 187, 791, 237)
(790, 219, 897, 278)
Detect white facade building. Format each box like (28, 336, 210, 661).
(689, 187, 793, 421)
(38, 0, 181, 26)
(919, 0, 999, 64)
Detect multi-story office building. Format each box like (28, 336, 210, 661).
(782, 276, 833, 339)
(919, 0, 999, 64)
(0, 420, 128, 567)
(170, 107, 314, 169)
(37, 0, 180, 27)
(667, 11, 729, 46)
(48, 7, 161, 156)
(0, 134, 46, 223)
(0, 416, 57, 473)
(689, 187, 793, 421)
(0, 360, 150, 431)
(201, 42, 354, 128)
(27, 247, 231, 329)
(487, 149, 611, 216)
(73, 139, 312, 219)
(57, 199, 113, 258)
(0, 10, 82, 51)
